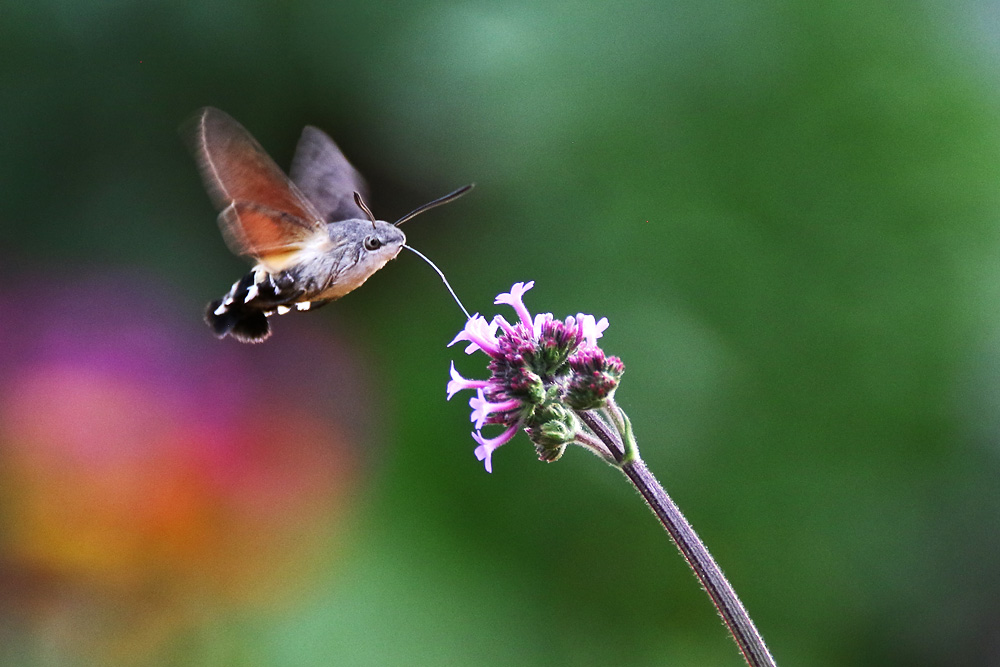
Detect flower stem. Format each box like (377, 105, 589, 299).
(621, 458, 777, 667)
(580, 401, 777, 667)
(576, 410, 624, 459)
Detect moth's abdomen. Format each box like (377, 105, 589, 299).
(205, 298, 271, 342)
(205, 269, 303, 343)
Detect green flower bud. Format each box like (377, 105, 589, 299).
(525, 401, 578, 462)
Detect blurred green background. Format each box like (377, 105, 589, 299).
(3, 1, 1000, 665)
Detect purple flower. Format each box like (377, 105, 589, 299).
(447, 281, 623, 472)
(494, 281, 535, 329)
(472, 423, 522, 473)
(447, 315, 501, 356)
(446, 362, 489, 400)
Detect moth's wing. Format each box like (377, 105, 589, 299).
(289, 125, 370, 223)
(216, 201, 328, 272)
(186, 107, 327, 269)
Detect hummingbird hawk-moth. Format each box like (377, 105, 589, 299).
(185, 107, 472, 342)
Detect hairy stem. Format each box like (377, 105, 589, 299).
(580, 402, 777, 667)
(621, 458, 776, 667)
(577, 409, 625, 460)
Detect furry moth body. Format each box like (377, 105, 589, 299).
(185, 107, 470, 342)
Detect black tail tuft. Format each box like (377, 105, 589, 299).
(205, 300, 271, 343)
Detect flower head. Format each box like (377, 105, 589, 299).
(447, 281, 623, 472)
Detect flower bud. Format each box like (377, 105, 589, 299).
(565, 349, 625, 411)
(525, 401, 578, 462)
(530, 315, 580, 374)
(505, 366, 546, 404)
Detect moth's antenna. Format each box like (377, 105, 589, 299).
(403, 245, 471, 320)
(394, 184, 474, 227)
(354, 191, 377, 230)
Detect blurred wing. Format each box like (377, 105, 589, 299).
(289, 126, 370, 222)
(186, 107, 325, 263)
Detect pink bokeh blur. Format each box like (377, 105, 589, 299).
(0, 270, 381, 661)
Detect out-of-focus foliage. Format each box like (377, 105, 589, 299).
(2, 1, 1000, 665)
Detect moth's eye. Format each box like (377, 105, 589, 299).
(363, 235, 382, 251)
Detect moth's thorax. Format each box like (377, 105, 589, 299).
(280, 218, 405, 301)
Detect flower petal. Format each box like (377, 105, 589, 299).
(493, 314, 517, 338)
(448, 314, 501, 356)
(495, 281, 535, 329)
(578, 314, 609, 347)
(469, 389, 523, 429)
(472, 422, 521, 473)
(447, 361, 489, 400)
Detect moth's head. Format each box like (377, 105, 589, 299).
(331, 219, 405, 267)
(363, 220, 406, 261)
